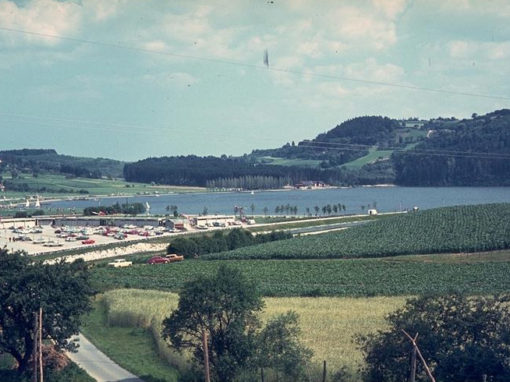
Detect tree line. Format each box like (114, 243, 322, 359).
(83, 202, 146, 216)
(206, 175, 292, 190)
(123, 155, 358, 187)
(167, 229, 292, 257)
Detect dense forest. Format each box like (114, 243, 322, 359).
(123, 155, 360, 187)
(393, 110, 510, 186)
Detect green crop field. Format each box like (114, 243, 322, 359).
(91, 250, 510, 296)
(205, 204, 510, 260)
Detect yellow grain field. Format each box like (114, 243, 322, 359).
(101, 289, 407, 376)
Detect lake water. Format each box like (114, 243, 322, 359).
(44, 187, 510, 216)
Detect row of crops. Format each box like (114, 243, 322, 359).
(204, 203, 510, 260)
(91, 256, 510, 296)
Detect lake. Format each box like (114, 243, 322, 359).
(44, 187, 510, 216)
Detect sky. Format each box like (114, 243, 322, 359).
(0, 0, 509, 161)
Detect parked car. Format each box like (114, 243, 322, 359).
(165, 254, 184, 262)
(147, 256, 170, 264)
(82, 239, 95, 245)
(108, 259, 133, 268)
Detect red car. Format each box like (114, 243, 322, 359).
(82, 239, 95, 245)
(147, 256, 170, 264)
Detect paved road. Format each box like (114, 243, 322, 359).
(67, 333, 143, 382)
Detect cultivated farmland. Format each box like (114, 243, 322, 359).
(204, 204, 510, 260)
(91, 252, 510, 296)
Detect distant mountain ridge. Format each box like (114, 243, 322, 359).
(2, 109, 509, 187)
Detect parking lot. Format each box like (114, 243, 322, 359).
(0, 223, 174, 256)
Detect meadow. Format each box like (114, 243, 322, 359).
(0, 171, 204, 199)
(82, 289, 407, 381)
(205, 204, 510, 260)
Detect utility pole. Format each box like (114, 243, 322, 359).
(39, 307, 43, 382)
(32, 312, 38, 382)
(409, 333, 418, 382)
(202, 331, 211, 382)
(402, 330, 436, 382)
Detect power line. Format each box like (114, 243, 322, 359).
(1, 26, 510, 101)
(2, 111, 509, 161)
(296, 143, 510, 160)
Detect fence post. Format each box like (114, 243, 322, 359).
(322, 360, 327, 382)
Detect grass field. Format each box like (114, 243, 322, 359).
(257, 156, 323, 168)
(83, 289, 406, 381)
(0, 171, 204, 199)
(341, 148, 394, 169)
(91, 250, 510, 296)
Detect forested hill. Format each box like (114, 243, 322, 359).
(0, 149, 124, 179)
(3, 110, 509, 188)
(393, 109, 510, 186)
(124, 110, 510, 187)
(122, 156, 352, 188)
(250, 116, 406, 168)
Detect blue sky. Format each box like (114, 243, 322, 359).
(0, 0, 509, 161)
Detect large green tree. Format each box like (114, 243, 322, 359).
(0, 249, 95, 374)
(162, 265, 263, 381)
(359, 294, 510, 382)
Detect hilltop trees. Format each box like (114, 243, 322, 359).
(0, 249, 94, 374)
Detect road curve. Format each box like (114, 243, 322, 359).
(67, 333, 143, 382)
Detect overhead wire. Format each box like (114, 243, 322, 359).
(2, 111, 509, 161)
(1, 26, 510, 101)
(1, 26, 509, 162)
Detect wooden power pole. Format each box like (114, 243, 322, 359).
(39, 307, 43, 382)
(202, 331, 211, 382)
(32, 312, 38, 382)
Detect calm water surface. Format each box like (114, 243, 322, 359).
(45, 187, 510, 216)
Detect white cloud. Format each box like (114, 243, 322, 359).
(372, 0, 408, 19)
(0, 0, 82, 45)
(448, 40, 510, 60)
(84, 0, 123, 21)
(142, 40, 168, 52)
